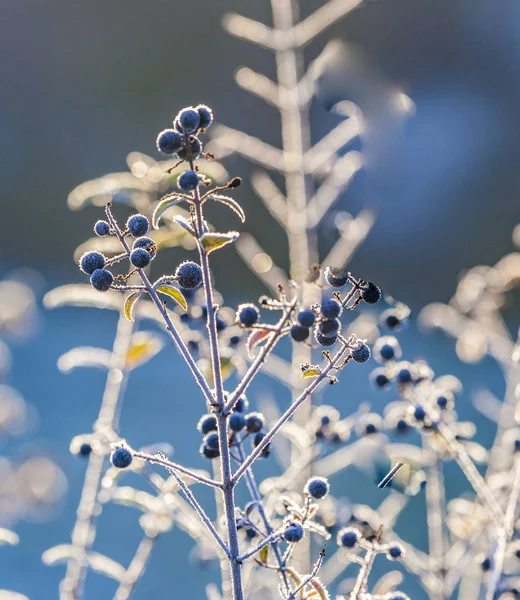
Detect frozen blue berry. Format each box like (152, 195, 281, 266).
(305, 476, 330, 499)
(197, 414, 217, 434)
(90, 268, 113, 292)
(290, 324, 310, 342)
(324, 267, 349, 288)
(111, 447, 133, 469)
(253, 431, 270, 457)
(379, 344, 395, 360)
(480, 557, 492, 572)
(297, 309, 315, 328)
(127, 214, 149, 237)
(396, 419, 409, 433)
(351, 342, 370, 363)
(178, 170, 200, 191)
(397, 367, 412, 384)
(94, 220, 110, 237)
(365, 423, 378, 435)
(130, 248, 151, 268)
(79, 443, 92, 457)
(178, 107, 201, 133)
(187, 340, 199, 353)
(156, 129, 182, 154)
(315, 330, 337, 347)
(80, 251, 105, 275)
(196, 104, 213, 129)
(229, 335, 241, 346)
(229, 412, 245, 432)
(283, 521, 304, 543)
(177, 136, 202, 161)
(371, 368, 390, 388)
(388, 545, 403, 559)
(175, 261, 203, 289)
(361, 282, 381, 304)
(321, 298, 342, 319)
(237, 303, 259, 327)
(338, 528, 359, 548)
(233, 395, 249, 413)
(245, 412, 264, 433)
(203, 432, 220, 451)
(201, 443, 219, 459)
(413, 406, 427, 421)
(381, 309, 401, 330)
(319, 318, 341, 338)
(436, 395, 449, 409)
(133, 236, 156, 258)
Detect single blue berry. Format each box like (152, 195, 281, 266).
(246, 528, 257, 539)
(315, 330, 337, 347)
(480, 558, 493, 572)
(436, 395, 449, 409)
(229, 412, 245, 432)
(133, 236, 156, 258)
(305, 476, 330, 499)
(253, 431, 270, 457)
(290, 324, 310, 342)
(351, 342, 370, 363)
(130, 248, 151, 268)
(515, 439, 520, 453)
(379, 344, 395, 361)
(94, 220, 110, 237)
(338, 528, 359, 548)
(111, 447, 133, 469)
(245, 412, 264, 433)
(197, 414, 217, 435)
(201, 443, 219, 459)
(283, 521, 305, 543)
(229, 335, 241, 346)
(233, 395, 249, 413)
(365, 423, 378, 435)
(177, 136, 202, 161)
(156, 129, 182, 154)
(90, 268, 113, 292)
(196, 104, 213, 129)
(216, 317, 227, 332)
(396, 419, 409, 433)
(80, 251, 105, 275)
(361, 282, 381, 304)
(297, 309, 315, 328)
(203, 432, 220, 451)
(324, 267, 349, 288)
(175, 261, 203, 289)
(371, 368, 390, 388)
(388, 545, 403, 559)
(381, 309, 401, 330)
(127, 214, 149, 237)
(397, 367, 412, 384)
(319, 318, 341, 338)
(237, 303, 259, 327)
(413, 406, 427, 421)
(321, 298, 342, 319)
(178, 107, 201, 133)
(178, 170, 199, 191)
(79, 443, 92, 456)
(187, 340, 199, 353)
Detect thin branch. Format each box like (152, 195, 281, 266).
(251, 171, 288, 228)
(235, 68, 281, 108)
(304, 118, 362, 175)
(222, 13, 281, 50)
(285, 548, 326, 600)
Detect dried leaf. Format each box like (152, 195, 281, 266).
(124, 291, 142, 322)
(301, 367, 321, 379)
(247, 329, 273, 357)
(125, 332, 164, 370)
(57, 347, 113, 373)
(152, 195, 188, 229)
(200, 231, 239, 254)
(155, 285, 188, 311)
(210, 194, 246, 223)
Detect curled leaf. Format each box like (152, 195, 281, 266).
(247, 329, 273, 358)
(210, 194, 246, 223)
(124, 291, 142, 322)
(125, 332, 164, 370)
(155, 285, 188, 311)
(173, 215, 196, 237)
(301, 367, 321, 380)
(200, 231, 239, 254)
(57, 347, 113, 373)
(152, 195, 188, 229)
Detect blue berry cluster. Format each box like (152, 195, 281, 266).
(156, 105, 213, 160)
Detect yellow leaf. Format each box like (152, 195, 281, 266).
(200, 231, 239, 254)
(302, 367, 321, 379)
(258, 544, 269, 565)
(155, 285, 187, 311)
(125, 332, 164, 370)
(124, 291, 142, 322)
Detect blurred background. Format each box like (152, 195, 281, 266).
(1, 0, 519, 598)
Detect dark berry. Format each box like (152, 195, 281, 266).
(237, 304, 259, 327)
(178, 170, 200, 191)
(371, 369, 389, 388)
(382, 310, 401, 330)
(388, 545, 403, 559)
(339, 528, 358, 548)
(245, 528, 257, 540)
(79, 443, 92, 456)
(133, 236, 156, 258)
(187, 340, 199, 353)
(203, 432, 220, 451)
(305, 476, 330, 499)
(245, 412, 264, 433)
(481, 557, 492, 572)
(315, 330, 337, 347)
(233, 395, 249, 413)
(253, 431, 270, 457)
(283, 522, 304, 543)
(178, 107, 200, 133)
(175, 261, 203, 289)
(379, 344, 395, 361)
(351, 342, 370, 363)
(201, 444, 219, 459)
(396, 419, 409, 433)
(365, 423, 378, 435)
(397, 368, 412, 384)
(297, 309, 315, 328)
(197, 414, 217, 435)
(290, 324, 310, 342)
(80, 251, 105, 275)
(196, 104, 213, 129)
(413, 406, 427, 421)
(229, 335, 241, 346)
(90, 268, 113, 292)
(319, 318, 341, 338)
(229, 412, 245, 432)
(361, 282, 381, 304)
(127, 214, 149, 237)
(216, 317, 227, 332)
(436, 395, 449, 409)
(321, 298, 342, 319)
(130, 248, 151, 268)
(177, 136, 202, 161)
(324, 267, 349, 288)
(94, 220, 110, 237)
(111, 447, 133, 469)
(156, 129, 182, 154)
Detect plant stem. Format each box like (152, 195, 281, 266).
(133, 451, 222, 488)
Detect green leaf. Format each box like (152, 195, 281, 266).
(200, 231, 239, 254)
(152, 195, 188, 229)
(124, 291, 142, 322)
(155, 285, 188, 311)
(210, 194, 246, 222)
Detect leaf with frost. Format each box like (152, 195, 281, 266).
(301, 366, 321, 379)
(200, 231, 239, 254)
(209, 194, 245, 222)
(152, 195, 188, 229)
(173, 215, 196, 237)
(57, 347, 113, 373)
(124, 291, 142, 322)
(155, 285, 187, 311)
(125, 332, 164, 370)
(247, 329, 273, 358)
(44, 285, 122, 311)
(0, 529, 19, 546)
